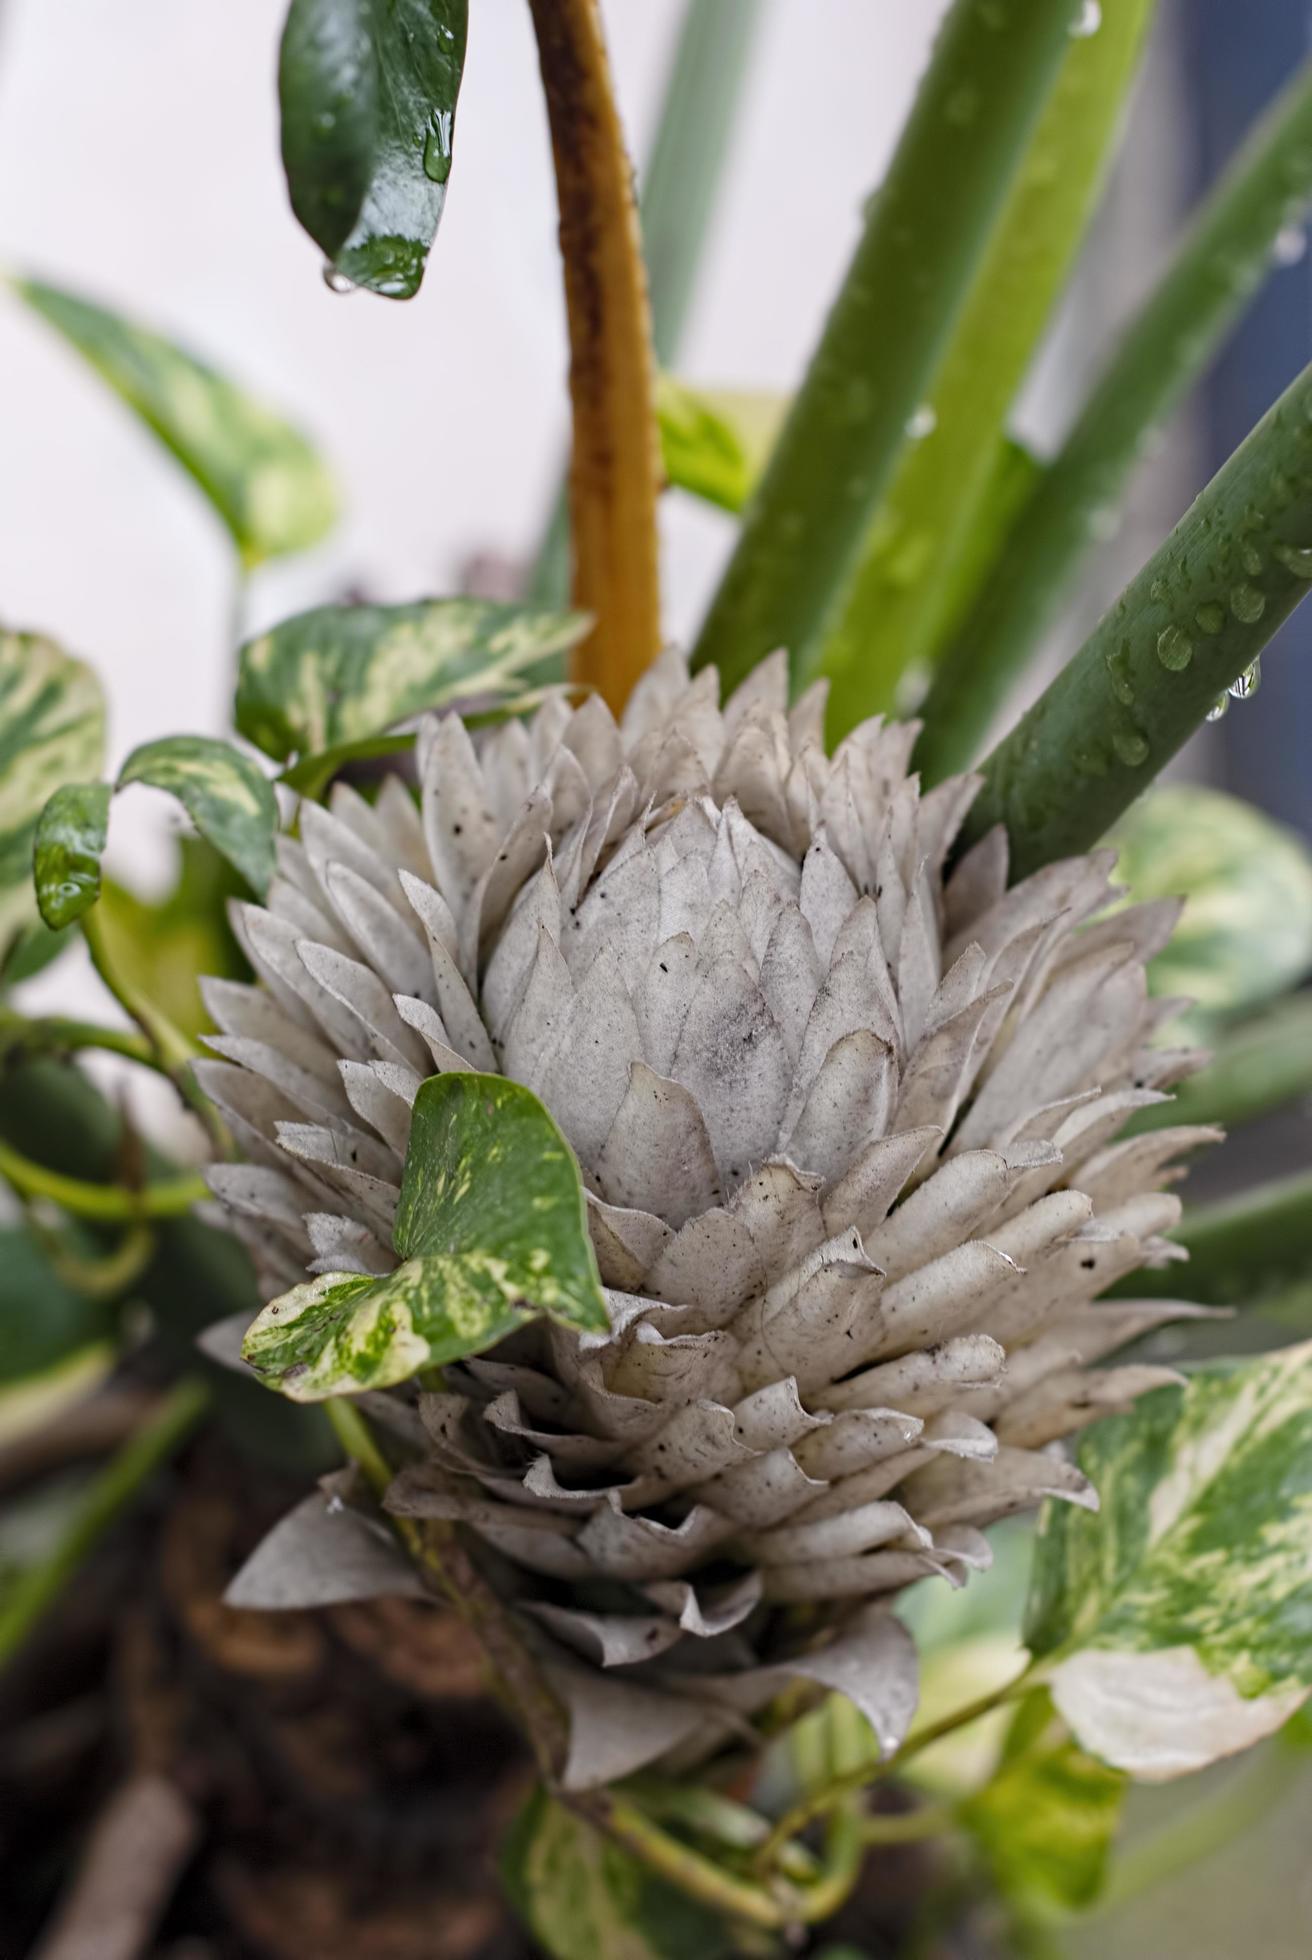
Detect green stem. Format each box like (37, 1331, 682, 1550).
(1126, 993, 1312, 1135)
(755, 1668, 1032, 1877)
(820, 0, 1156, 736)
(1112, 1168, 1312, 1307)
(36, 1219, 155, 1301)
(0, 1012, 155, 1071)
(1094, 1735, 1304, 1918)
(689, 0, 1082, 696)
(919, 58, 1312, 781)
(959, 357, 1312, 879)
(326, 1394, 394, 1496)
(526, 0, 764, 606)
(0, 1378, 208, 1670)
(0, 1137, 208, 1221)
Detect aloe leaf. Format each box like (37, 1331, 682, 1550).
(235, 598, 588, 762)
(688, 0, 1083, 696)
(960, 357, 1312, 881)
(279, 0, 467, 300)
(0, 633, 105, 953)
(1024, 1344, 1312, 1777)
(242, 1074, 608, 1401)
(919, 58, 1312, 779)
(819, 0, 1156, 737)
(13, 278, 337, 567)
(527, 0, 765, 605)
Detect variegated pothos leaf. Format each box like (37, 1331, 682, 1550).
(235, 599, 591, 761)
(242, 1073, 609, 1400)
(1026, 1342, 1312, 1778)
(118, 736, 278, 898)
(0, 633, 105, 949)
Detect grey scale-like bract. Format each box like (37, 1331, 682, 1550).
(204, 651, 1216, 1787)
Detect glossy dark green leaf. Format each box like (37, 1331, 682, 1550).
(14, 279, 337, 567)
(33, 783, 111, 931)
(119, 736, 278, 898)
(236, 598, 589, 761)
(280, 0, 468, 300)
(0, 1225, 114, 1389)
(242, 1073, 608, 1401)
(1025, 1343, 1312, 1777)
(0, 633, 105, 951)
(1110, 786, 1312, 1027)
(961, 1689, 1126, 1914)
(500, 1785, 732, 1960)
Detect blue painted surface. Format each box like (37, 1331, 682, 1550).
(1186, 0, 1312, 839)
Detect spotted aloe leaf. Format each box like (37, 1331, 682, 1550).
(0, 634, 106, 952)
(1025, 1342, 1312, 1779)
(279, 0, 468, 299)
(13, 278, 336, 567)
(242, 1074, 609, 1402)
(235, 597, 590, 762)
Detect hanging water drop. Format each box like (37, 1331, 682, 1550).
(423, 110, 453, 183)
(905, 404, 937, 441)
(322, 264, 357, 295)
(1273, 224, 1307, 267)
(1206, 694, 1230, 723)
(1071, 0, 1101, 36)
(1228, 657, 1262, 701)
(1229, 581, 1266, 623)
(1155, 625, 1194, 671)
(1274, 540, 1312, 578)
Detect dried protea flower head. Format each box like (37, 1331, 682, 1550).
(203, 650, 1215, 1786)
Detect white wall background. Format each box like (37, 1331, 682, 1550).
(0, 0, 949, 869)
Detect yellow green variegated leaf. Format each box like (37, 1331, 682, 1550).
(32, 782, 111, 931)
(656, 374, 785, 514)
(242, 1074, 608, 1401)
(961, 1689, 1126, 1916)
(1025, 1343, 1312, 1779)
(1110, 785, 1312, 1025)
(0, 633, 105, 951)
(119, 736, 278, 898)
(500, 1785, 731, 1960)
(235, 599, 591, 762)
(14, 278, 337, 566)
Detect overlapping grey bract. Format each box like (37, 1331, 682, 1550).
(203, 651, 1215, 1786)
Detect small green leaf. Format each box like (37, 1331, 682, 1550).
(14, 279, 337, 566)
(500, 1785, 731, 1960)
(280, 0, 468, 300)
(961, 1689, 1126, 1915)
(1025, 1343, 1312, 1778)
(656, 375, 784, 514)
(119, 736, 278, 898)
(0, 632, 105, 951)
(243, 1073, 609, 1401)
(1110, 786, 1312, 1026)
(236, 598, 590, 761)
(33, 783, 111, 931)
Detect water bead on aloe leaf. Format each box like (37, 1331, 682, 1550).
(1155, 625, 1194, 671)
(1228, 657, 1262, 701)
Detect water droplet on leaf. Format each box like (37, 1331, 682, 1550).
(1206, 693, 1230, 722)
(423, 111, 453, 183)
(1274, 540, 1312, 578)
(1229, 581, 1266, 623)
(1112, 727, 1149, 766)
(1274, 224, 1307, 266)
(1194, 601, 1226, 635)
(1239, 539, 1263, 576)
(322, 264, 356, 295)
(905, 404, 937, 440)
(1156, 625, 1193, 671)
(1071, 0, 1102, 35)
(1228, 657, 1262, 701)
